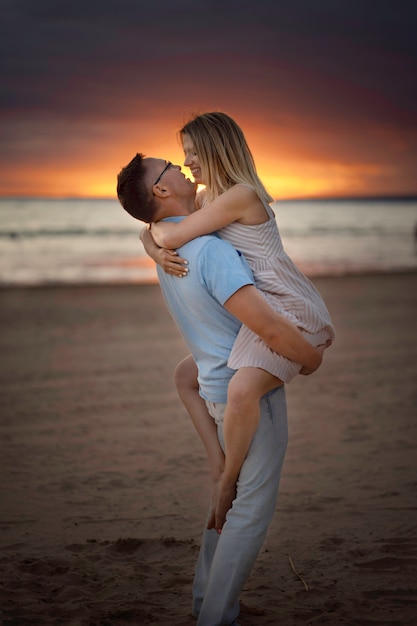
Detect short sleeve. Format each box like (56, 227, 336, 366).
(198, 238, 254, 305)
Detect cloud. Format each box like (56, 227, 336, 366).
(1, 0, 416, 196)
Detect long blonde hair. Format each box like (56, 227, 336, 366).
(180, 112, 273, 204)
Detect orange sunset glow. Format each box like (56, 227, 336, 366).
(0, 146, 391, 200)
(1, 3, 416, 200)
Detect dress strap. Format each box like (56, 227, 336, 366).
(261, 198, 275, 218)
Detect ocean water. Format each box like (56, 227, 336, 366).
(0, 197, 416, 287)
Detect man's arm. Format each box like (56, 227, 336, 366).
(223, 284, 322, 371)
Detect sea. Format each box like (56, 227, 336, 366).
(0, 197, 416, 287)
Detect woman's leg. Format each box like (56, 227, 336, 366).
(196, 386, 288, 625)
(174, 355, 225, 524)
(214, 367, 282, 530)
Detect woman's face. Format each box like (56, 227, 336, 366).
(182, 134, 203, 184)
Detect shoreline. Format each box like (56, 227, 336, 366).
(1, 273, 416, 625)
(0, 265, 416, 291)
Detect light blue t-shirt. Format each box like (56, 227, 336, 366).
(157, 217, 255, 402)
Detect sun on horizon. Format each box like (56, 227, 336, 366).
(0, 159, 411, 201)
(0, 126, 415, 200)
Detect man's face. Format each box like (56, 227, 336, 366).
(145, 158, 197, 198)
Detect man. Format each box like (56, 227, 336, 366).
(117, 154, 325, 625)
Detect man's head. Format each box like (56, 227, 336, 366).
(117, 153, 196, 223)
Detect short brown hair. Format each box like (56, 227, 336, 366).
(116, 153, 158, 223)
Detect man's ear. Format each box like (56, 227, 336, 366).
(152, 183, 170, 198)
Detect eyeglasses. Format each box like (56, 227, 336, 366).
(153, 161, 172, 186)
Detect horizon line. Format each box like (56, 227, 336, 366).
(0, 193, 416, 202)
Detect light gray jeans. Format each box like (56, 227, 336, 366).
(193, 385, 288, 626)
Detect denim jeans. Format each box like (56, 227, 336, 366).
(193, 385, 288, 626)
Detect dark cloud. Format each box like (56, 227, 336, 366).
(0, 0, 416, 195)
(2, 0, 416, 119)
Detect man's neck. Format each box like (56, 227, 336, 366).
(160, 197, 195, 219)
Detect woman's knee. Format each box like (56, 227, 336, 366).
(174, 357, 198, 392)
(227, 372, 262, 413)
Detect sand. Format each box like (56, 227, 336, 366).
(0, 273, 416, 626)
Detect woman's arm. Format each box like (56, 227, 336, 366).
(151, 185, 259, 249)
(140, 227, 189, 277)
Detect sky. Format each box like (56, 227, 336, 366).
(1, 0, 416, 199)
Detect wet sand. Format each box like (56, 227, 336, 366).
(0, 273, 416, 625)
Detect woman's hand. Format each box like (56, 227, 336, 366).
(140, 227, 189, 277)
(157, 247, 189, 277)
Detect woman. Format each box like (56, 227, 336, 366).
(142, 112, 334, 530)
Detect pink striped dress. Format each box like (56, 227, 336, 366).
(219, 201, 335, 383)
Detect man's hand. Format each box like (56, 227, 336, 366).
(300, 339, 333, 375)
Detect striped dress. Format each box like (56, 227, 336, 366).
(218, 201, 335, 383)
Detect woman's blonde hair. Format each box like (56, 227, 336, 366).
(180, 112, 273, 204)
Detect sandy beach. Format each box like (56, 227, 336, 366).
(1, 273, 416, 626)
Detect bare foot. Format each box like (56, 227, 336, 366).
(206, 478, 221, 530)
(214, 480, 237, 532)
